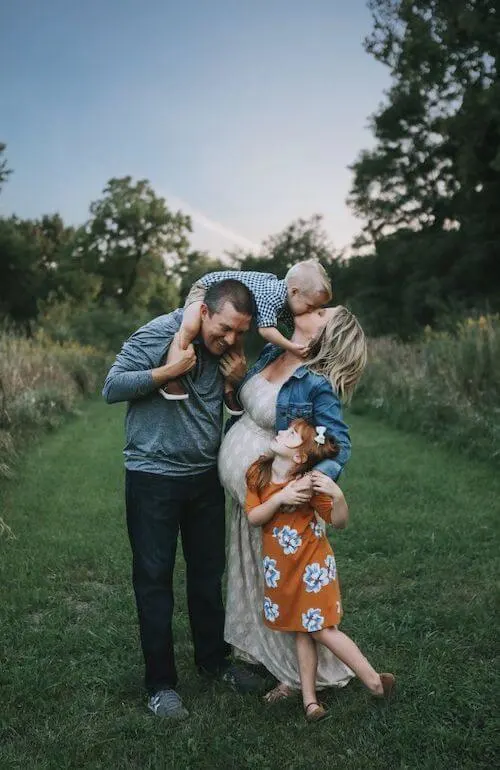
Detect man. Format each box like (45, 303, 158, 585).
(103, 279, 261, 719)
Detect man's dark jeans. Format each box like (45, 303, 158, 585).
(125, 467, 230, 693)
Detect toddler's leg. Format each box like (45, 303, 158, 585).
(313, 628, 394, 697)
(178, 301, 202, 349)
(295, 633, 327, 721)
(160, 302, 202, 401)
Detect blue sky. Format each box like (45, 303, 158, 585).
(0, 0, 389, 256)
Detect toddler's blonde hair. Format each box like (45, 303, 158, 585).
(285, 259, 332, 302)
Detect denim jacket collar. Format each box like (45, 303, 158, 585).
(238, 345, 309, 394)
(290, 366, 308, 379)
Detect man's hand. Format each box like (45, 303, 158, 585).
(219, 351, 247, 386)
(166, 333, 197, 376)
(152, 333, 197, 386)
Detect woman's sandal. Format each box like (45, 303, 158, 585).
(304, 702, 328, 722)
(263, 683, 295, 704)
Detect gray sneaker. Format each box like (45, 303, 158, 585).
(148, 689, 189, 719)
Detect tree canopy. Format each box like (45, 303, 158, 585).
(1, 4, 499, 351)
(344, 0, 500, 335)
(0, 143, 12, 193)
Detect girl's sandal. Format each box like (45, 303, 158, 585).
(304, 702, 328, 722)
(377, 673, 395, 699)
(263, 683, 294, 704)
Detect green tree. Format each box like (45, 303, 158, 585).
(77, 177, 190, 311)
(0, 218, 43, 328)
(0, 212, 103, 331)
(345, 0, 500, 336)
(175, 249, 228, 304)
(237, 215, 336, 276)
(349, 0, 499, 243)
(0, 143, 12, 192)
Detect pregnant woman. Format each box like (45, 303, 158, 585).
(218, 305, 367, 698)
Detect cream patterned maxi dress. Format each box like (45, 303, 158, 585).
(218, 373, 353, 690)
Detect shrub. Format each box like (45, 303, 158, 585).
(352, 315, 500, 463)
(38, 297, 166, 353)
(0, 326, 110, 477)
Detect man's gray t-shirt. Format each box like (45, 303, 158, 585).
(102, 310, 225, 477)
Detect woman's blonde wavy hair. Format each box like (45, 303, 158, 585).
(305, 305, 367, 402)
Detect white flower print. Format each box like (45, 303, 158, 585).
(302, 607, 325, 632)
(263, 596, 280, 623)
(303, 562, 329, 593)
(309, 520, 324, 538)
(263, 556, 280, 589)
(325, 554, 337, 582)
(273, 525, 302, 555)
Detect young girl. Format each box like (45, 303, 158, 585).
(160, 260, 332, 406)
(245, 419, 395, 722)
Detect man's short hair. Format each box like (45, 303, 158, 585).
(204, 279, 255, 317)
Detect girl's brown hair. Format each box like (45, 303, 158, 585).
(246, 419, 339, 494)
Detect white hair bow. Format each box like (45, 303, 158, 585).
(314, 426, 326, 445)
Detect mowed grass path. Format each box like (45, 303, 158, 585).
(1, 400, 498, 770)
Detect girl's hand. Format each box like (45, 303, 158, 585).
(311, 471, 343, 500)
(279, 476, 313, 507)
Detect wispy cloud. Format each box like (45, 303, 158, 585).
(167, 194, 261, 253)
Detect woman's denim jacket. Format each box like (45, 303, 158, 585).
(229, 344, 351, 481)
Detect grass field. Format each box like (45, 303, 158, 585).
(1, 400, 498, 769)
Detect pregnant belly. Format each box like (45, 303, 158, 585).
(218, 415, 274, 506)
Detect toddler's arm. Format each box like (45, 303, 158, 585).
(258, 326, 309, 357)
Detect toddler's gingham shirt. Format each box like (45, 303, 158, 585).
(199, 270, 294, 330)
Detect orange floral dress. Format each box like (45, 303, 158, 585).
(245, 482, 342, 633)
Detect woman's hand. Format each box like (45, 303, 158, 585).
(278, 476, 313, 507)
(311, 471, 343, 500)
(311, 471, 349, 528)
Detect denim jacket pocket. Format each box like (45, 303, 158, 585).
(287, 401, 313, 420)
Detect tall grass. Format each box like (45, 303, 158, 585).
(352, 315, 500, 463)
(0, 327, 109, 479)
